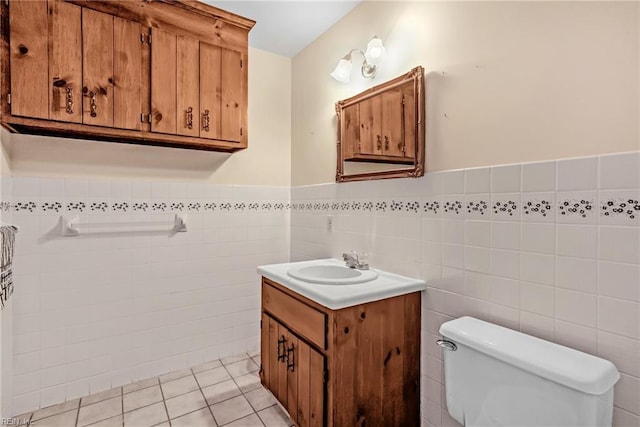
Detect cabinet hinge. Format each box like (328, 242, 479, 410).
(240, 127, 243, 136)
(140, 113, 144, 123)
(140, 33, 145, 43)
(7, 93, 11, 105)
(148, 34, 151, 44)
(240, 59, 243, 68)
(148, 114, 152, 123)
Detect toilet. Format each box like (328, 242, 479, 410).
(438, 317, 620, 427)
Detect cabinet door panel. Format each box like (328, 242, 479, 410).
(308, 345, 324, 427)
(268, 316, 280, 396)
(150, 28, 177, 134)
(285, 330, 298, 424)
(260, 313, 270, 388)
(296, 342, 310, 427)
(340, 104, 359, 160)
(9, 0, 48, 119)
(401, 82, 416, 160)
(113, 17, 142, 130)
(177, 36, 200, 137)
(82, 8, 114, 127)
(48, 1, 82, 123)
(220, 49, 242, 142)
(358, 96, 382, 155)
(199, 42, 221, 139)
(381, 88, 404, 157)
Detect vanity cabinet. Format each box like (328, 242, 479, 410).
(260, 277, 421, 426)
(2, 0, 253, 151)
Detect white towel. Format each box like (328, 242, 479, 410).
(0, 225, 16, 308)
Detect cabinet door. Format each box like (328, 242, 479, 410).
(381, 88, 405, 157)
(199, 42, 221, 139)
(48, 1, 82, 123)
(113, 17, 142, 130)
(401, 81, 416, 160)
(358, 96, 382, 155)
(295, 339, 324, 427)
(150, 28, 177, 134)
(220, 49, 243, 142)
(82, 8, 114, 127)
(9, 0, 49, 119)
(177, 36, 200, 137)
(340, 103, 359, 160)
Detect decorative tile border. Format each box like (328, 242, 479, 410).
(601, 198, 640, 220)
(558, 199, 593, 219)
(7, 200, 291, 213)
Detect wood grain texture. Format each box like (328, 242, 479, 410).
(262, 283, 326, 350)
(260, 312, 270, 388)
(402, 81, 416, 160)
(150, 28, 176, 134)
(381, 88, 404, 158)
(48, 1, 82, 123)
(9, 0, 48, 119)
(113, 16, 142, 130)
(220, 48, 241, 142)
(309, 348, 324, 427)
(199, 41, 221, 139)
(285, 329, 299, 424)
(176, 35, 199, 137)
(339, 103, 359, 160)
(296, 341, 311, 427)
(67, 0, 253, 52)
(82, 8, 114, 127)
(358, 95, 382, 155)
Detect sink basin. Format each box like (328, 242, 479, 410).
(287, 264, 378, 285)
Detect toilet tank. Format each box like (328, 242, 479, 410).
(439, 317, 620, 427)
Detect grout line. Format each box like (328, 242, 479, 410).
(192, 365, 222, 426)
(156, 377, 172, 427)
(219, 358, 267, 427)
(121, 386, 124, 427)
(75, 398, 81, 427)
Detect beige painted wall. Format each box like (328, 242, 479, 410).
(292, 1, 640, 185)
(7, 48, 291, 186)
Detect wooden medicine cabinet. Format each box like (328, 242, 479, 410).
(335, 66, 425, 182)
(1, 0, 254, 152)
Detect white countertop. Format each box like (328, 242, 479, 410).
(257, 258, 426, 310)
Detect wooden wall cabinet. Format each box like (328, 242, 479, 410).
(260, 278, 421, 426)
(1, 0, 254, 151)
(336, 66, 425, 182)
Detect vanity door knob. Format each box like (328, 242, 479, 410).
(185, 107, 193, 129)
(384, 135, 390, 151)
(202, 109, 210, 132)
(376, 135, 382, 151)
(65, 87, 74, 115)
(89, 91, 97, 117)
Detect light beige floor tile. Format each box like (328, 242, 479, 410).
(195, 366, 231, 388)
(123, 378, 159, 395)
(165, 390, 207, 420)
(82, 388, 122, 407)
(123, 385, 163, 412)
(160, 375, 199, 399)
(201, 379, 241, 405)
(33, 409, 77, 427)
(192, 360, 222, 374)
(33, 399, 80, 421)
(225, 413, 264, 427)
(257, 405, 293, 427)
(247, 351, 260, 359)
(225, 359, 259, 378)
(78, 397, 122, 427)
(220, 354, 249, 365)
(234, 372, 262, 393)
(245, 387, 277, 412)
(123, 402, 168, 427)
(159, 369, 192, 383)
(210, 395, 254, 426)
(88, 414, 122, 427)
(171, 408, 217, 427)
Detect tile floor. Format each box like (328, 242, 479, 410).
(18, 353, 295, 427)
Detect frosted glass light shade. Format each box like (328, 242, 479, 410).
(364, 37, 386, 65)
(330, 58, 353, 83)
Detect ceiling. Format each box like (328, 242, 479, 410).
(206, 1, 361, 57)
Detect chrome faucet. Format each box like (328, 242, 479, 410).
(342, 251, 369, 270)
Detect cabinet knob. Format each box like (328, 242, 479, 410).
(65, 87, 74, 115)
(202, 109, 210, 132)
(376, 135, 382, 151)
(384, 136, 390, 151)
(185, 107, 193, 129)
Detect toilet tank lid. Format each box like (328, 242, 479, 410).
(439, 316, 620, 395)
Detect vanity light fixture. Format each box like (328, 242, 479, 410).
(330, 36, 386, 83)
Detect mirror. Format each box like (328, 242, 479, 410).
(335, 66, 425, 182)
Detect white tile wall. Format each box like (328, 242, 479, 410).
(7, 177, 290, 415)
(290, 152, 640, 427)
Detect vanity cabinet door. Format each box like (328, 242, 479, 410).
(295, 339, 324, 427)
